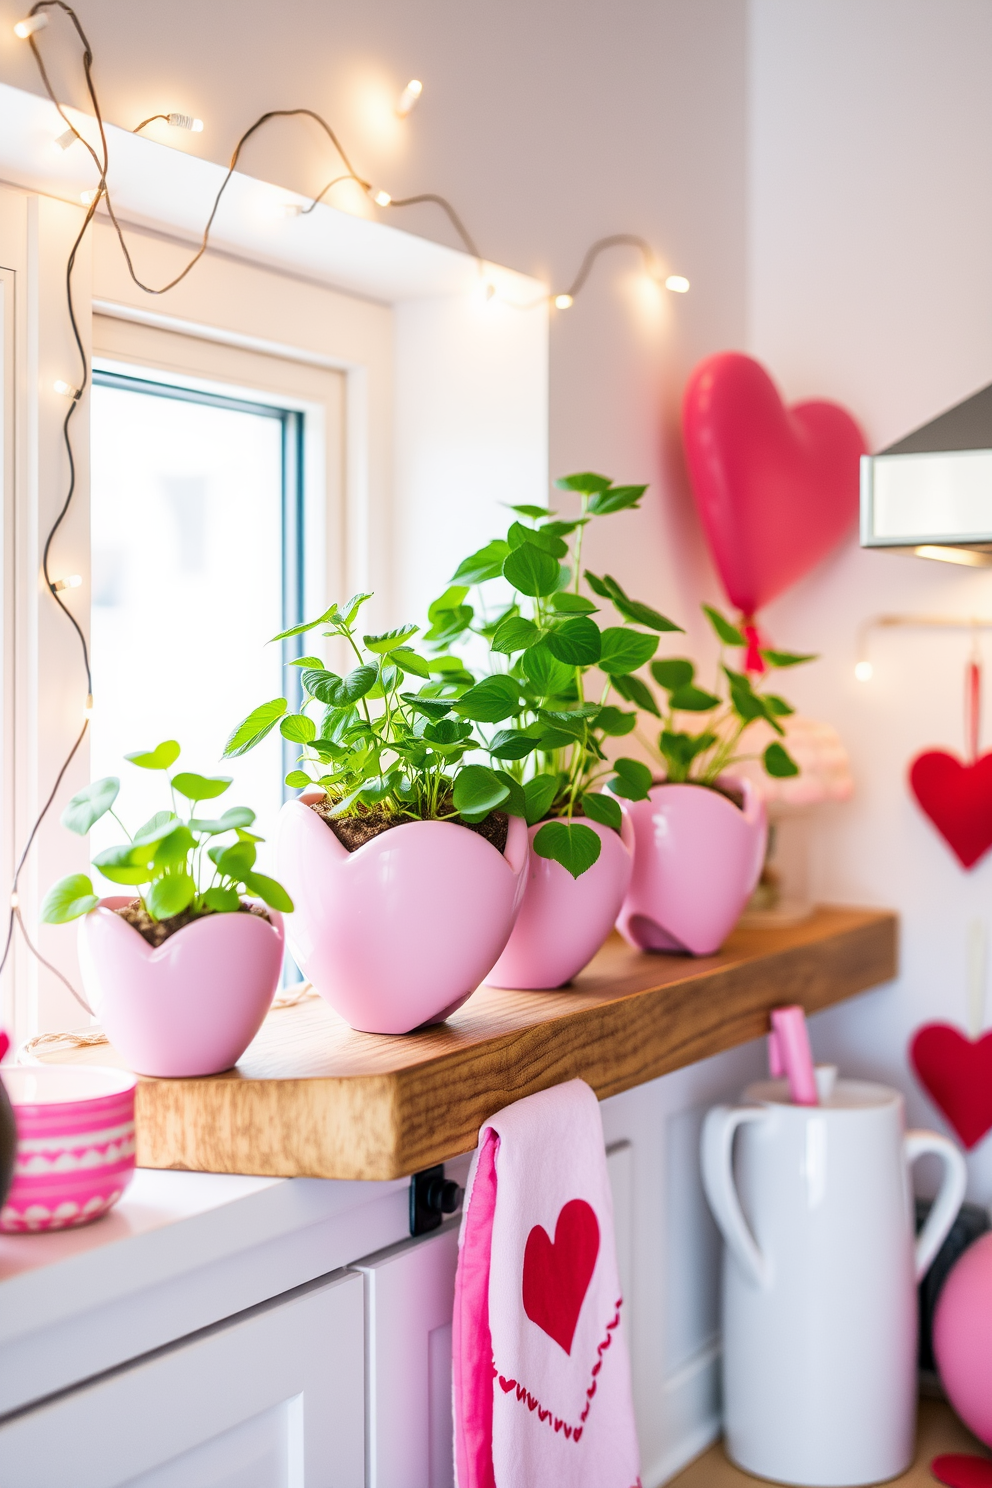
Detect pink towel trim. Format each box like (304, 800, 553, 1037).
(453, 1128, 499, 1488)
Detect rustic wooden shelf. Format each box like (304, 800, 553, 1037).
(44, 905, 897, 1181)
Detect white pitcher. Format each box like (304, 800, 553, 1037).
(702, 1077, 967, 1486)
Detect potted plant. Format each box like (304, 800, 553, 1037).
(225, 592, 528, 1033)
(616, 606, 810, 955)
(41, 742, 292, 1077)
(430, 471, 675, 989)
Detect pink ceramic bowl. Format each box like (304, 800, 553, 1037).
(79, 899, 285, 1077)
(276, 802, 529, 1033)
(0, 1065, 137, 1233)
(617, 776, 767, 956)
(485, 812, 635, 989)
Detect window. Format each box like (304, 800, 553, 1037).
(88, 369, 305, 878)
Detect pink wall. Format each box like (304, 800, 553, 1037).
(750, 0, 992, 1200)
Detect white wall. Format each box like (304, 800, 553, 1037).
(0, 0, 747, 635)
(749, 0, 992, 1202)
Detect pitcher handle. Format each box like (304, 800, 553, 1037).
(701, 1105, 768, 1289)
(904, 1129, 968, 1282)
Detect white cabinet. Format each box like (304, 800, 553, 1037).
(0, 1270, 365, 1488)
(354, 1221, 460, 1488)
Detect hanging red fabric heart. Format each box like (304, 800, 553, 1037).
(909, 751, 992, 869)
(522, 1198, 600, 1355)
(911, 1024, 992, 1149)
(682, 352, 866, 615)
(931, 1455, 992, 1487)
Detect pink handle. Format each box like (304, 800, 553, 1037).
(0, 1031, 10, 1063)
(768, 1005, 818, 1105)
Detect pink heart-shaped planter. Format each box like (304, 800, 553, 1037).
(79, 899, 285, 1077)
(683, 352, 866, 615)
(616, 778, 767, 956)
(275, 802, 529, 1033)
(485, 813, 634, 989)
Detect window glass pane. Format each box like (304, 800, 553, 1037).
(89, 377, 290, 881)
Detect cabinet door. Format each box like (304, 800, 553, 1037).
(354, 1222, 459, 1488)
(0, 1270, 364, 1488)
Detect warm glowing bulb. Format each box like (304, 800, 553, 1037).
(53, 379, 79, 398)
(665, 275, 690, 294)
(80, 189, 98, 206)
(54, 127, 76, 152)
(854, 661, 873, 682)
(554, 293, 574, 310)
(371, 188, 392, 207)
(52, 574, 82, 592)
(396, 79, 423, 117)
(14, 12, 47, 38)
(166, 113, 203, 133)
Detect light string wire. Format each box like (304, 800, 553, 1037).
(5, 0, 683, 1023)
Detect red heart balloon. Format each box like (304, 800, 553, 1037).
(682, 352, 866, 615)
(522, 1198, 599, 1355)
(911, 1024, 992, 1149)
(910, 751, 992, 869)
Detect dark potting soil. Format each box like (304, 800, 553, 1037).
(309, 797, 510, 855)
(651, 775, 746, 811)
(115, 898, 272, 949)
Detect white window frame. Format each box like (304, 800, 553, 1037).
(0, 81, 548, 1041)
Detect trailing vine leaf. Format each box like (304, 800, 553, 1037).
(224, 700, 288, 758)
(764, 742, 799, 777)
(40, 874, 99, 924)
(61, 776, 120, 835)
(580, 792, 623, 831)
(126, 740, 181, 771)
(599, 627, 659, 676)
(503, 543, 560, 597)
(452, 764, 510, 822)
(702, 604, 745, 647)
(533, 820, 602, 878)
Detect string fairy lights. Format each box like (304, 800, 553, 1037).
(3, 0, 691, 1013)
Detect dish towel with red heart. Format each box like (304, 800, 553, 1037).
(452, 1078, 641, 1488)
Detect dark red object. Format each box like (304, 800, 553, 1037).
(522, 1198, 600, 1355)
(931, 1453, 992, 1486)
(682, 352, 866, 616)
(909, 750, 992, 869)
(911, 1024, 992, 1149)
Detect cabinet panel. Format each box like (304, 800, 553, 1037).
(354, 1222, 459, 1488)
(0, 1270, 364, 1488)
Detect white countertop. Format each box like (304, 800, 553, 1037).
(0, 1166, 412, 1418)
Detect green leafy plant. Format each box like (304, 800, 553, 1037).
(431, 472, 682, 877)
(41, 741, 293, 925)
(645, 605, 812, 784)
(224, 592, 513, 827)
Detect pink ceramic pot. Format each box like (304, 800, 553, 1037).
(79, 899, 285, 1077)
(0, 1065, 137, 1232)
(617, 777, 767, 956)
(933, 1231, 992, 1447)
(276, 802, 529, 1033)
(485, 813, 634, 988)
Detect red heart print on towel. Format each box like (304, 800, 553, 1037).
(681, 352, 866, 615)
(931, 1455, 992, 1487)
(522, 1199, 600, 1355)
(909, 751, 992, 869)
(911, 1025, 992, 1149)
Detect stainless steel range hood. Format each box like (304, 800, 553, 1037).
(860, 382, 992, 566)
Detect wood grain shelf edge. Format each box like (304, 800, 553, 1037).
(44, 905, 898, 1181)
